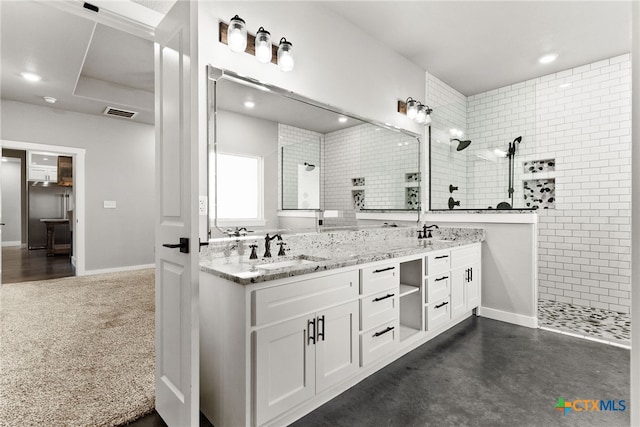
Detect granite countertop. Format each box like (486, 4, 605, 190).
(200, 236, 480, 285)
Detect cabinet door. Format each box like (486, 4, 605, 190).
(466, 263, 480, 310)
(255, 315, 316, 426)
(450, 267, 466, 319)
(315, 301, 359, 393)
(29, 167, 48, 181)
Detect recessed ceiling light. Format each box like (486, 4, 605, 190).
(43, 96, 57, 104)
(21, 72, 42, 82)
(243, 100, 255, 108)
(538, 54, 558, 64)
(338, 117, 348, 123)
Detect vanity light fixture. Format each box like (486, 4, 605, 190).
(227, 15, 248, 53)
(398, 98, 432, 126)
(277, 38, 294, 72)
(255, 27, 272, 63)
(405, 97, 418, 119)
(219, 19, 291, 70)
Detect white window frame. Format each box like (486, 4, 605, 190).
(210, 151, 266, 227)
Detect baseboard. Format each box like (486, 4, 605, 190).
(82, 263, 155, 276)
(1, 241, 22, 247)
(479, 306, 538, 328)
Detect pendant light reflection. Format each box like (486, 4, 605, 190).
(255, 27, 272, 63)
(228, 15, 247, 53)
(277, 38, 294, 72)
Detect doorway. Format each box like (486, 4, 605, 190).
(0, 139, 86, 286)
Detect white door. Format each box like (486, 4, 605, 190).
(466, 263, 481, 310)
(450, 267, 466, 318)
(0, 149, 3, 285)
(154, 1, 200, 425)
(315, 301, 359, 393)
(255, 315, 316, 426)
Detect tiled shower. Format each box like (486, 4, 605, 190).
(427, 54, 632, 344)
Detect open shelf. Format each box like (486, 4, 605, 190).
(399, 324, 420, 341)
(399, 283, 420, 297)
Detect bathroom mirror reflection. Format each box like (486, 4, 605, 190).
(208, 67, 421, 235)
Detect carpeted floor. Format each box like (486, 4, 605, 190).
(0, 269, 155, 427)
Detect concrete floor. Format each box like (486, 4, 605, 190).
(130, 317, 630, 427)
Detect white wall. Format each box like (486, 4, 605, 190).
(0, 100, 155, 271)
(1, 159, 22, 245)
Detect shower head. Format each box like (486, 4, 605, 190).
(452, 138, 472, 151)
(304, 162, 316, 171)
(513, 136, 522, 144)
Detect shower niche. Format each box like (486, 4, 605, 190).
(523, 158, 556, 210)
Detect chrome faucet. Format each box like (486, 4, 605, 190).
(263, 233, 282, 258)
(225, 227, 250, 238)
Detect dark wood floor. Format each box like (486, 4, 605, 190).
(1, 246, 75, 284)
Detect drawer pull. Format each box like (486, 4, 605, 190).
(435, 301, 449, 309)
(372, 293, 395, 302)
(373, 266, 396, 274)
(434, 276, 449, 282)
(307, 318, 316, 345)
(372, 326, 395, 338)
(434, 255, 449, 260)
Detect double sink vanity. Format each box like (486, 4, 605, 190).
(199, 225, 484, 427)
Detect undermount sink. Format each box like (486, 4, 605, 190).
(257, 255, 326, 271)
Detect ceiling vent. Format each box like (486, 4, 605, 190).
(103, 106, 138, 119)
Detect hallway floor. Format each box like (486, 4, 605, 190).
(130, 317, 629, 427)
(1, 246, 74, 284)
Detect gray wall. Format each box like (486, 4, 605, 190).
(1, 159, 22, 244)
(0, 100, 155, 271)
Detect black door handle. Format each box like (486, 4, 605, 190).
(163, 237, 189, 253)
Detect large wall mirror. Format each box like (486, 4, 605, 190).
(207, 67, 421, 235)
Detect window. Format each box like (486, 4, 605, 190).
(210, 152, 265, 226)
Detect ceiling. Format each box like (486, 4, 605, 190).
(0, 1, 633, 125)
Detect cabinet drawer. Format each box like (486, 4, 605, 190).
(360, 263, 400, 295)
(425, 251, 450, 276)
(425, 297, 451, 331)
(253, 270, 359, 326)
(425, 273, 450, 304)
(360, 289, 398, 331)
(451, 244, 480, 269)
(360, 319, 399, 367)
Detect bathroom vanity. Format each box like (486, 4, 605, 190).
(199, 227, 483, 427)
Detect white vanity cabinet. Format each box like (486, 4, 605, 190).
(451, 244, 481, 318)
(200, 241, 482, 427)
(255, 300, 359, 426)
(359, 262, 400, 366)
(424, 243, 481, 332)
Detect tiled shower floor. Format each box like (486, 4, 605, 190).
(538, 299, 631, 347)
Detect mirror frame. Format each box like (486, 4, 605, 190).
(207, 65, 423, 236)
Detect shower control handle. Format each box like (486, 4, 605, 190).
(449, 184, 458, 193)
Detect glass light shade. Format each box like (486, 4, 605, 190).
(277, 38, 294, 72)
(424, 112, 432, 126)
(228, 15, 247, 53)
(415, 104, 427, 124)
(406, 98, 418, 119)
(255, 27, 272, 63)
